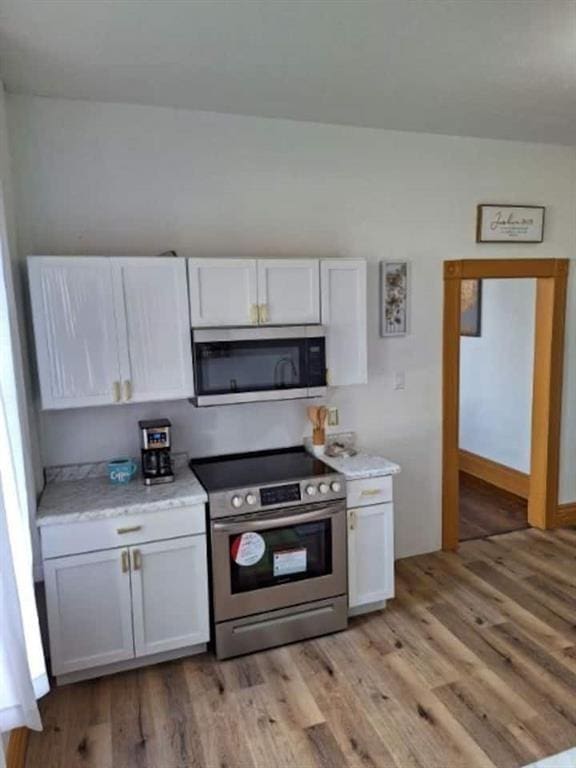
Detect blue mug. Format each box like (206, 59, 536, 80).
(108, 458, 138, 485)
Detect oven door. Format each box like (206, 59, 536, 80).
(210, 500, 347, 622)
(191, 326, 326, 406)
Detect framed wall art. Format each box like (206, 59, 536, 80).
(476, 204, 545, 243)
(460, 278, 482, 337)
(380, 261, 408, 337)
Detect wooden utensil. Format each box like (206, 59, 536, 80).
(308, 404, 327, 445)
(307, 406, 320, 427)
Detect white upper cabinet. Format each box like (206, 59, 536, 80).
(130, 536, 209, 657)
(188, 258, 258, 327)
(112, 258, 194, 403)
(257, 259, 320, 325)
(28, 257, 122, 409)
(187, 258, 320, 327)
(321, 260, 367, 386)
(28, 255, 194, 409)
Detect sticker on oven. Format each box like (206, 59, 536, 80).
(231, 532, 266, 567)
(273, 548, 307, 577)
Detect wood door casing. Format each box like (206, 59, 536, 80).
(443, 258, 569, 550)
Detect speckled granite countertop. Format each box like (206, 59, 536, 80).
(304, 434, 401, 479)
(319, 452, 401, 479)
(37, 461, 207, 527)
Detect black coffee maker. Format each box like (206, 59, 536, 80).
(139, 419, 174, 485)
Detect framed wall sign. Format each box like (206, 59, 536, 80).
(476, 204, 545, 243)
(380, 261, 408, 337)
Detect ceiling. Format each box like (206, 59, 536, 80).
(1, 0, 575, 144)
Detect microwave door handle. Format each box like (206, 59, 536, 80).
(212, 504, 340, 534)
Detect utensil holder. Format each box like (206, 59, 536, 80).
(312, 427, 325, 446)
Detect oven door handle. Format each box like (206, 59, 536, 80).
(212, 504, 341, 534)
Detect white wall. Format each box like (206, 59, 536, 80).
(0, 86, 44, 573)
(459, 279, 536, 473)
(6, 95, 576, 559)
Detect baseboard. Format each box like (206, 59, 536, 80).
(55, 642, 207, 685)
(555, 502, 576, 527)
(349, 600, 387, 617)
(6, 728, 29, 768)
(459, 449, 530, 499)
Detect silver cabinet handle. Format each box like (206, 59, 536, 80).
(121, 550, 130, 573)
(123, 380, 132, 401)
(113, 381, 121, 403)
(213, 502, 342, 534)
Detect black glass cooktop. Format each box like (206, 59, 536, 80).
(190, 446, 332, 492)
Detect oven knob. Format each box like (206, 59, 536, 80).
(231, 495, 243, 509)
(330, 481, 342, 493)
(305, 484, 317, 496)
(245, 493, 257, 506)
(319, 483, 329, 494)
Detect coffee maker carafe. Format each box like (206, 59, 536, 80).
(139, 419, 174, 485)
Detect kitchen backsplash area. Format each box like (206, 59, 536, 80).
(38, 397, 322, 467)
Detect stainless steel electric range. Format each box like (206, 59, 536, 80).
(190, 447, 348, 660)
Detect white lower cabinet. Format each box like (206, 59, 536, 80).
(348, 503, 394, 611)
(43, 513, 210, 682)
(44, 548, 135, 676)
(131, 536, 209, 657)
(346, 474, 395, 614)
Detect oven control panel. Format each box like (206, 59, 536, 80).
(210, 475, 346, 519)
(260, 483, 301, 507)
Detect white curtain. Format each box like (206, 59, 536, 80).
(0, 122, 48, 736)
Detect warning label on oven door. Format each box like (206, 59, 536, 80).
(231, 532, 266, 567)
(273, 548, 307, 577)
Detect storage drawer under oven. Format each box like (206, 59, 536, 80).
(210, 500, 347, 623)
(215, 595, 348, 660)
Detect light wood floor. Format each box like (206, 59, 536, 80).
(459, 472, 528, 542)
(26, 527, 576, 768)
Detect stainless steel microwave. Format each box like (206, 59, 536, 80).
(190, 326, 327, 406)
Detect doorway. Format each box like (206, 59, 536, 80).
(442, 259, 569, 550)
(458, 277, 534, 541)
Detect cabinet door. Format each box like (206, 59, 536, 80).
(112, 258, 194, 402)
(321, 260, 367, 386)
(28, 257, 122, 409)
(188, 259, 258, 327)
(44, 549, 134, 676)
(258, 260, 320, 325)
(348, 502, 394, 610)
(130, 536, 209, 657)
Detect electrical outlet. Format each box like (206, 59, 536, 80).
(327, 407, 339, 427)
(394, 371, 406, 390)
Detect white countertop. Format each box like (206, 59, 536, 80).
(37, 465, 207, 526)
(316, 451, 401, 480)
